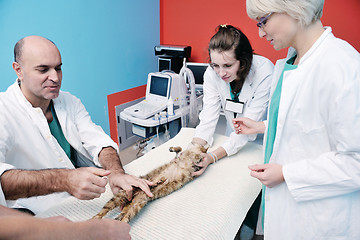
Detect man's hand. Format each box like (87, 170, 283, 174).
(75, 219, 131, 240)
(66, 167, 111, 200)
(0, 204, 131, 240)
(248, 163, 284, 188)
(1, 168, 109, 200)
(108, 172, 153, 201)
(98, 146, 153, 201)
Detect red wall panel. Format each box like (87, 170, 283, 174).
(109, 1, 359, 143)
(107, 85, 146, 144)
(160, 0, 360, 63)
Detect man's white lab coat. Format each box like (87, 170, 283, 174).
(195, 55, 274, 155)
(263, 27, 360, 239)
(0, 81, 118, 214)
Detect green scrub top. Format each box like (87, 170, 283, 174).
(230, 85, 241, 118)
(48, 101, 77, 167)
(262, 55, 298, 226)
(230, 87, 240, 102)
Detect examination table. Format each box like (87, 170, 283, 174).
(37, 127, 263, 239)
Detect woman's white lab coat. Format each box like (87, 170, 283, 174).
(194, 55, 274, 155)
(263, 27, 360, 239)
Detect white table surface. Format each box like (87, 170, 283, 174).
(37, 128, 263, 240)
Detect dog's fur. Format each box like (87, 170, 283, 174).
(93, 144, 207, 222)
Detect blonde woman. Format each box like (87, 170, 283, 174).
(233, 0, 360, 239)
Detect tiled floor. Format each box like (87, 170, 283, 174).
(119, 143, 141, 166)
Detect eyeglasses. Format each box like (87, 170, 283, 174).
(256, 13, 273, 28)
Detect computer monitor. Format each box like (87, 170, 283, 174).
(146, 72, 171, 102)
(185, 62, 209, 89)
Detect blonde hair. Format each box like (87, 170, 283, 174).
(246, 0, 324, 26)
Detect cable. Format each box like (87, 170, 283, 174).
(179, 61, 199, 128)
(159, 111, 171, 141)
(135, 136, 152, 158)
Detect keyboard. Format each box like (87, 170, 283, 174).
(123, 100, 168, 119)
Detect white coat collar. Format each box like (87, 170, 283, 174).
(12, 78, 64, 110)
(285, 27, 333, 64)
(219, 75, 253, 103)
(271, 27, 333, 95)
(12, 79, 36, 111)
(10, 79, 54, 142)
(211, 54, 260, 103)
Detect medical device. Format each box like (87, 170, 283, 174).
(155, 45, 191, 73)
(123, 71, 187, 120)
(154, 45, 191, 58)
(179, 61, 203, 128)
(185, 62, 209, 90)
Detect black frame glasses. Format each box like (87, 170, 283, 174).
(256, 13, 273, 28)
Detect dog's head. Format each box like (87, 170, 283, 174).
(185, 143, 208, 155)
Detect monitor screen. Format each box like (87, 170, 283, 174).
(149, 75, 169, 97)
(158, 58, 171, 72)
(186, 62, 209, 85)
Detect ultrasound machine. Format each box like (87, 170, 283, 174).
(120, 45, 207, 148)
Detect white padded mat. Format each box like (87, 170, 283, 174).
(37, 128, 263, 240)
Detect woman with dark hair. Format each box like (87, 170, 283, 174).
(190, 24, 273, 239)
(191, 24, 273, 174)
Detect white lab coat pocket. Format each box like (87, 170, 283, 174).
(289, 120, 331, 160)
(298, 196, 351, 238)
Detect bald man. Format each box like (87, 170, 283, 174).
(0, 36, 152, 214)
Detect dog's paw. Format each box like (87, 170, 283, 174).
(169, 146, 182, 153)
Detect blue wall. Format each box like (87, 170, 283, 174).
(0, 0, 160, 134)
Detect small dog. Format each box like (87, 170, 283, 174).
(93, 143, 207, 223)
